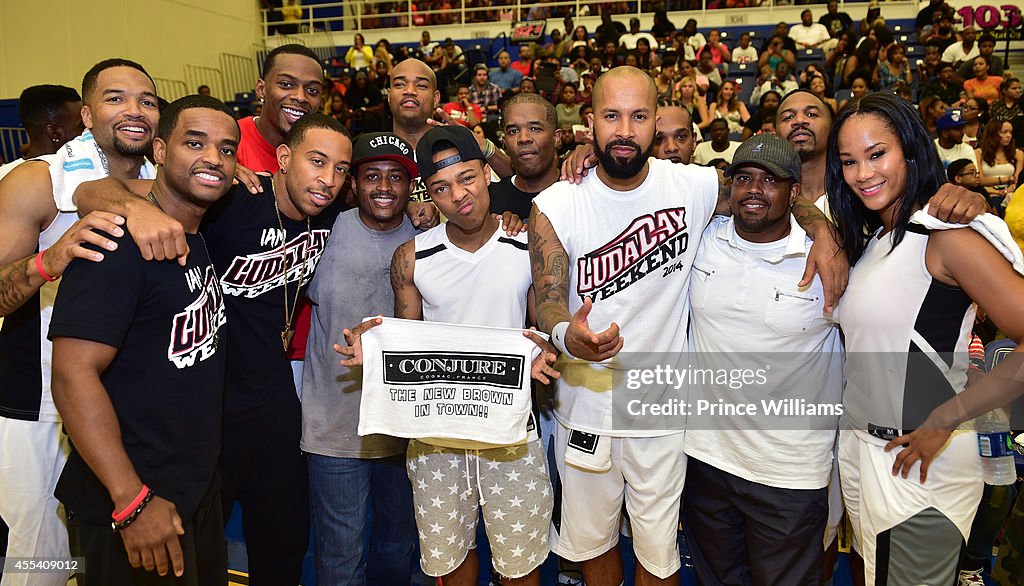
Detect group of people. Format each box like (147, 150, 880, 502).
(1, 10, 1024, 586)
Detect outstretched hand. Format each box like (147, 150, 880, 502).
(565, 297, 623, 361)
(524, 328, 560, 384)
(333, 317, 384, 367)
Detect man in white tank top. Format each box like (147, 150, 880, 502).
(0, 59, 158, 586)
(338, 124, 559, 586)
(530, 66, 845, 586)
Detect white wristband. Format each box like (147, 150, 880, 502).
(551, 321, 574, 358)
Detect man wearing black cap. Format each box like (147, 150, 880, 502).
(339, 124, 557, 585)
(935, 109, 974, 169)
(301, 132, 419, 585)
(681, 133, 843, 584)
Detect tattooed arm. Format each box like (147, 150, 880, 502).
(529, 204, 622, 361)
(390, 239, 424, 321)
(0, 162, 125, 317)
(528, 204, 571, 335)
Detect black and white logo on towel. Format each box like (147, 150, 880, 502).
(383, 351, 524, 388)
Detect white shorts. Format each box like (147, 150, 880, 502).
(0, 417, 71, 586)
(549, 424, 686, 579)
(838, 429, 983, 584)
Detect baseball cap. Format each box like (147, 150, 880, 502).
(352, 132, 418, 179)
(474, 63, 489, 73)
(415, 125, 485, 181)
(936, 108, 966, 132)
(724, 133, 801, 182)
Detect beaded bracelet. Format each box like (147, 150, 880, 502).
(111, 487, 154, 533)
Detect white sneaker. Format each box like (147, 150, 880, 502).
(958, 569, 985, 586)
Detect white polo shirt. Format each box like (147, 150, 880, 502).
(684, 215, 843, 489)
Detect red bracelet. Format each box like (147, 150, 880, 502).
(35, 250, 58, 282)
(112, 484, 151, 523)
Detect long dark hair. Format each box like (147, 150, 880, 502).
(980, 119, 1016, 167)
(826, 93, 948, 265)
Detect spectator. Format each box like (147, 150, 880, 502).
(843, 37, 878, 89)
(808, 76, 838, 114)
(197, 84, 211, 96)
(824, 31, 853, 89)
(655, 62, 676, 100)
(519, 77, 538, 95)
(692, 118, 740, 164)
(634, 38, 659, 71)
(569, 25, 591, 51)
(958, 33, 1004, 79)
(840, 73, 871, 110)
(697, 29, 731, 72)
(555, 83, 582, 127)
(759, 35, 796, 75)
(577, 73, 594, 106)
(976, 119, 1023, 200)
(916, 45, 943, 83)
(962, 97, 989, 146)
(280, 0, 302, 34)
(697, 49, 723, 88)
(919, 94, 948, 138)
(343, 70, 386, 133)
(859, 0, 882, 39)
(443, 39, 467, 88)
(790, 9, 835, 52)
(423, 42, 448, 91)
(469, 63, 502, 119)
(934, 109, 975, 168)
(762, 22, 797, 55)
(894, 82, 914, 102)
(490, 50, 523, 92)
(442, 85, 483, 127)
(923, 12, 956, 52)
(512, 44, 534, 78)
(651, 10, 676, 44)
(751, 61, 798, 106)
(941, 26, 979, 72)
(676, 75, 711, 130)
(875, 43, 912, 91)
(594, 14, 624, 48)
(709, 80, 750, 137)
(731, 32, 758, 65)
(992, 78, 1023, 122)
(915, 0, 944, 34)
(418, 30, 437, 55)
(600, 41, 620, 69)
(964, 56, 1003, 104)
(681, 18, 707, 53)
(819, 0, 853, 39)
(946, 158, 989, 201)
(742, 90, 781, 140)
(346, 33, 374, 70)
(620, 17, 658, 51)
(922, 62, 965, 108)
(325, 91, 347, 122)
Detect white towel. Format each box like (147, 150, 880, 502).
(911, 207, 1024, 275)
(358, 317, 544, 445)
(44, 129, 156, 212)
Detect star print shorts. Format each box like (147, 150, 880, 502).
(407, 438, 554, 579)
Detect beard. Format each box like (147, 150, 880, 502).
(595, 137, 654, 180)
(111, 134, 152, 157)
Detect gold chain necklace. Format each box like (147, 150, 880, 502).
(270, 180, 310, 352)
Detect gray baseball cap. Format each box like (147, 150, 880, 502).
(724, 133, 801, 182)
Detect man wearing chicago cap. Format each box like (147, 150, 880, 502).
(337, 124, 558, 585)
(301, 132, 419, 585)
(682, 133, 843, 584)
(934, 109, 974, 169)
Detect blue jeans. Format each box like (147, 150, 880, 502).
(307, 453, 416, 585)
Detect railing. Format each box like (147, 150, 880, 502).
(220, 53, 259, 99)
(154, 78, 190, 102)
(184, 65, 227, 101)
(0, 127, 28, 166)
(261, 0, 846, 35)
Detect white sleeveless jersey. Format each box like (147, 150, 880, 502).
(533, 158, 720, 435)
(412, 224, 531, 329)
(838, 225, 975, 441)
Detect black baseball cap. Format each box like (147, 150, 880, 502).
(352, 132, 418, 178)
(415, 125, 485, 181)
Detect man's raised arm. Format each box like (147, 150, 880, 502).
(74, 176, 189, 265)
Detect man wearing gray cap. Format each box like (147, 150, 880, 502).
(682, 133, 844, 584)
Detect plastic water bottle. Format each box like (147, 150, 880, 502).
(977, 408, 1017, 485)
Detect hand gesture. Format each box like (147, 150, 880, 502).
(333, 317, 383, 367)
(565, 297, 623, 361)
(559, 143, 597, 184)
(524, 328, 560, 384)
(884, 427, 954, 484)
